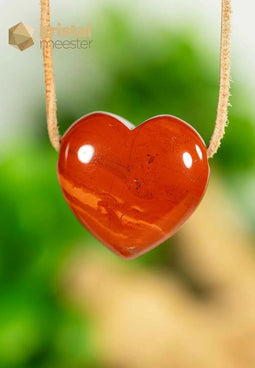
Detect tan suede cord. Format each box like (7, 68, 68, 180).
(207, 0, 232, 158)
(40, 0, 231, 156)
(41, 0, 60, 151)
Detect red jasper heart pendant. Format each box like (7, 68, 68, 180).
(58, 112, 210, 259)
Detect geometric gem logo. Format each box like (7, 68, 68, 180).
(9, 22, 34, 51)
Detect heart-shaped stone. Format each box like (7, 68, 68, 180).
(58, 112, 209, 259)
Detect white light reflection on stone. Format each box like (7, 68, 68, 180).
(78, 144, 95, 164)
(183, 152, 193, 169)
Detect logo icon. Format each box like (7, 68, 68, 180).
(9, 22, 34, 51)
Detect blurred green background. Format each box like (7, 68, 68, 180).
(1, 4, 255, 368)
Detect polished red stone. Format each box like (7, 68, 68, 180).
(57, 112, 209, 259)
